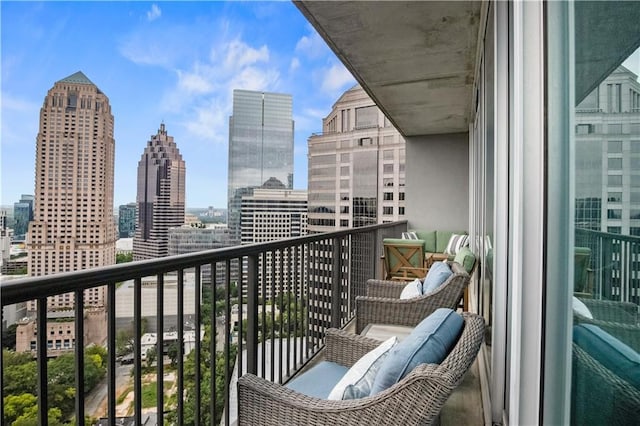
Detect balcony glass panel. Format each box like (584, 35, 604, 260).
(557, 4, 640, 424)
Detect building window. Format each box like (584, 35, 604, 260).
(607, 123, 622, 134)
(608, 175, 622, 186)
(575, 124, 594, 134)
(607, 158, 623, 170)
(355, 106, 377, 129)
(608, 140, 623, 153)
(383, 206, 393, 215)
(340, 219, 349, 227)
(607, 192, 622, 203)
(383, 192, 394, 201)
(607, 226, 621, 234)
(607, 209, 622, 219)
(383, 164, 394, 174)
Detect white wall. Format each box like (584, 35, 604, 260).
(405, 132, 470, 231)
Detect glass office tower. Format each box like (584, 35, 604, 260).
(227, 90, 294, 242)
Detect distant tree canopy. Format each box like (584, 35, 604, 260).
(116, 252, 133, 263)
(2, 346, 107, 425)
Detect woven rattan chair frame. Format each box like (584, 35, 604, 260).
(237, 313, 485, 426)
(356, 262, 471, 334)
(571, 343, 640, 425)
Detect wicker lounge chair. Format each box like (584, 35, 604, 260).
(356, 262, 471, 334)
(571, 343, 640, 425)
(574, 298, 640, 352)
(237, 312, 485, 426)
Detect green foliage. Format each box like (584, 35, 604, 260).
(245, 294, 307, 342)
(141, 381, 172, 408)
(116, 318, 148, 356)
(2, 323, 18, 350)
(145, 345, 157, 368)
(6, 266, 28, 275)
(2, 347, 107, 422)
(2, 350, 37, 397)
(3, 393, 37, 424)
(167, 341, 179, 367)
(116, 252, 133, 263)
(166, 324, 237, 425)
(3, 394, 66, 426)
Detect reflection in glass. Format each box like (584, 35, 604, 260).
(570, 3, 640, 423)
(227, 90, 294, 242)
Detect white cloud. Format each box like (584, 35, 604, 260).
(229, 67, 280, 92)
(153, 33, 281, 145)
(321, 63, 355, 93)
(223, 40, 269, 70)
(295, 26, 330, 60)
(289, 57, 300, 73)
(177, 66, 214, 94)
(147, 4, 161, 22)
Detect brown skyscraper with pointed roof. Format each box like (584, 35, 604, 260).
(133, 123, 186, 260)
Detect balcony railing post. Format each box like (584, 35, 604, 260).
(246, 254, 259, 375)
(74, 289, 85, 424)
(37, 297, 48, 426)
(331, 237, 343, 329)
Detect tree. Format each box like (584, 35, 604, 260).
(116, 252, 133, 263)
(167, 341, 179, 367)
(115, 318, 148, 356)
(2, 350, 37, 398)
(145, 346, 157, 368)
(2, 323, 18, 350)
(166, 324, 237, 425)
(3, 393, 37, 425)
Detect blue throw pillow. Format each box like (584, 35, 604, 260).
(369, 308, 464, 395)
(422, 261, 453, 293)
(573, 324, 640, 389)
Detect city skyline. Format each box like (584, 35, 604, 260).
(1, 2, 356, 208)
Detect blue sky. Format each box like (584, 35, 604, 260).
(1, 1, 356, 208)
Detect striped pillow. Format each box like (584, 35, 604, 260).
(444, 234, 469, 256)
(402, 231, 419, 240)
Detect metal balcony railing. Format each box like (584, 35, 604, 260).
(1, 221, 406, 425)
(575, 228, 640, 304)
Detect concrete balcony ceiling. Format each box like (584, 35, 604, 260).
(296, 1, 481, 137)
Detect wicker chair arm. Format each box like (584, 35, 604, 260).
(356, 274, 468, 334)
(237, 363, 455, 426)
(324, 328, 385, 366)
(365, 279, 407, 298)
(580, 298, 638, 323)
(574, 314, 640, 352)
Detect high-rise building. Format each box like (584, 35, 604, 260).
(240, 188, 308, 298)
(19, 71, 115, 355)
(307, 85, 406, 233)
(227, 90, 294, 242)
(168, 224, 233, 286)
(13, 194, 34, 240)
(575, 66, 640, 235)
(306, 84, 407, 337)
(27, 71, 116, 308)
(133, 123, 185, 260)
(118, 202, 137, 238)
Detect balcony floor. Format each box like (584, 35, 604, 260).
(440, 359, 485, 425)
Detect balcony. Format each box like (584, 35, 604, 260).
(2, 222, 417, 425)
